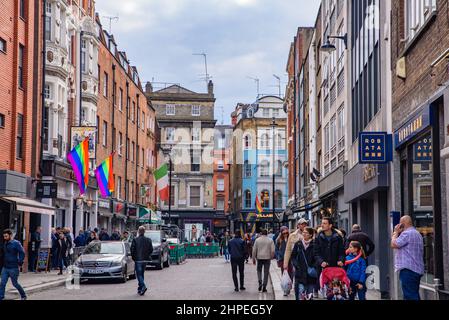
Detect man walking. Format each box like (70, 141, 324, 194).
(131, 226, 153, 296)
(391, 215, 424, 300)
(28, 226, 42, 272)
(252, 229, 275, 292)
(283, 218, 308, 270)
(228, 231, 246, 292)
(0, 229, 27, 300)
(314, 217, 345, 271)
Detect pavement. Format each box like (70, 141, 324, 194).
(3, 270, 67, 300)
(26, 257, 275, 300)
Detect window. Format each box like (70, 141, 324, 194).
(0, 37, 6, 53)
(103, 72, 108, 97)
(132, 101, 135, 121)
(166, 104, 175, 115)
(137, 107, 140, 128)
(0, 113, 5, 128)
(420, 185, 432, 207)
(189, 186, 201, 207)
(20, 0, 26, 19)
(130, 181, 134, 203)
(330, 116, 337, 148)
(261, 190, 270, 208)
(263, 108, 270, 118)
(192, 105, 200, 116)
(244, 190, 252, 208)
(81, 40, 86, 73)
(18, 45, 24, 88)
(259, 160, 270, 177)
(141, 112, 145, 130)
(260, 133, 269, 149)
(191, 149, 201, 172)
(275, 190, 283, 208)
(118, 132, 123, 156)
(117, 176, 122, 199)
(406, 0, 437, 42)
(44, 84, 51, 99)
(102, 121, 107, 147)
(276, 134, 283, 149)
(166, 127, 175, 142)
(273, 108, 280, 117)
(126, 138, 130, 160)
(217, 136, 225, 149)
(44, 14, 51, 41)
(217, 160, 224, 170)
(324, 124, 330, 154)
(192, 127, 201, 142)
(244, 135, 252, 149)
(131, 141, 135, 162)
(119, 88, 123, 111)
(16, 114, 23, 159)
(338, 106, 345, 145)
(276, 160, 283, 177)
(216, 198, 225, 211)
(217, 179, 225, 192)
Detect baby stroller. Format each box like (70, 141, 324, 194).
(320, 267, 351, 300)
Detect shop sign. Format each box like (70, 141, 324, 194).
(359, 132, 393, 164)
(128, 206, 137, 217)
(71, 126, 96, 159)
(363, 165, 377, 182)
(394, 105, 431, 149)
(98, 199, 111, 210)
(55, 164, 76, 182)
(256, 213, 273, 220)
(36, 182, 58, 199)
(413, 136, 432, 163)
(112, 200, 125, 216)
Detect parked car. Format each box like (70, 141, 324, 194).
(73, 241, 135, 283)
(144, 230, 170, 270)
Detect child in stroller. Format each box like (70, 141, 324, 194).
(320, 267, 351, 300)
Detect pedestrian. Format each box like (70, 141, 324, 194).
(63, 227, 74, 266)
(199, 233, 206, 243)
(291, 227, 317, 300)
(55, 231, 70, 275)
(121, 231, 131, 242)
(252, 229, 275, 292)
(314, 217, 345, 272)
(50, 228, 59, 269)
(283, 218, 308, 271)
(74, 229, 86, 247)
(99, 228, 111, 241)
(86, 231, 98, 245)
(110, 229, 121, 241)
(205, 232, 213, 243)
(244, 233, 253, 263)
(228, 231, 246, 292)
(221, 231, 231, 263)
(28, 226, 42, 272)
(0, 229, 27, 300)
(131, 226, 153, 296)
(346, 224, 375, 259)
(345, 241, 367, 301)
(275, 226, 293, 282)
(391, 215, 424, 300)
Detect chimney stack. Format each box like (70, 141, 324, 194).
(208, 80, 214, 95)
(145, 81, 153, 94)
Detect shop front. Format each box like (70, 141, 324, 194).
(111, 199, 126, 233)
(393, 102, 447, 299)
(97, 198, 112, 234)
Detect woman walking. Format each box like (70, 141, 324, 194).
(55, 232, 69, 275)
(275, 227, 294, 281)
(291, 227, 317, 300)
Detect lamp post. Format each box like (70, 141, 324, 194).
(271, 117, 277, 231)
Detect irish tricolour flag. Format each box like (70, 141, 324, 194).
(154, 163, 169, 202)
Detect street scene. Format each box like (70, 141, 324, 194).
(1, 0, 449, 303)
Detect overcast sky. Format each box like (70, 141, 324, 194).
(96, 0, 320, 124)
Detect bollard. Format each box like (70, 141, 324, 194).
(434, 278, 442, 300)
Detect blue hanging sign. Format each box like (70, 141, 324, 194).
(413, 135, 432, 163)
(359, 132, 393, 164)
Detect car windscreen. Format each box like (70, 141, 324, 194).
(144, 231, 161, 246)
(83, 242, 124, 255)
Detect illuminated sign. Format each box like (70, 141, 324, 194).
(413, 136, 432, 163)
(359, 132, 393, 164)
(394, 105, 431, 149)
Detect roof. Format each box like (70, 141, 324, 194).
(154, 85, 197, 94)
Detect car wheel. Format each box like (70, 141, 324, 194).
(120, 266, 127, 283)
(163, 252, 170, 268)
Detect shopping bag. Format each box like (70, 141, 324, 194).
(281, 271, 292, 294)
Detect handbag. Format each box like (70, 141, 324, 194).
(301, 249, 318, 278)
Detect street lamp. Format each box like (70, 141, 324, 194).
(162, 146, 173, 225)
(320, 34, 348, 53)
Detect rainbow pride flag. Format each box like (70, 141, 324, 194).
(95, 154, 115, 198)
(67, 137, 89, 195)
(255, 193, 263, 214)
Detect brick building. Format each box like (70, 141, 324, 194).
(96, 17, 157, 233)
(391, 0, 449, 299)
(0, 0, 55, 272)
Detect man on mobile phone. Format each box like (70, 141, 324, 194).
(391, 215, 424, 300)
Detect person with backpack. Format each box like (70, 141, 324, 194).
(345, 241, 367, 300)
(291, 227, 317, 300)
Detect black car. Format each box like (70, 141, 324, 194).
(144, 230, 170, 270)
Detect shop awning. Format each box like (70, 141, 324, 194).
(1, 196, 55, 216)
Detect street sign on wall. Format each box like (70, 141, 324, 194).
(359, 132, 393, 164)
(36, 182, 58, 199)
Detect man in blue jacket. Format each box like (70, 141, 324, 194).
(0, 229, 27, 300)
(228, 231, 246, 292)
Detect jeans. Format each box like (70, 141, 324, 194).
(399, 269, 422, 300)
(231, 258, 245, 289)
(256, 260, 271, 289)
(0, 268, 27, 300)
(223, 248, 230, 261)
(349, 282, 366, 300)
(294, 280, 315, 300)
(135, 262, 147, 293)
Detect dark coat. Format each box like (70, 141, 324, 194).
(275, 238, 288, 262)
(131, 235, 153, 262)
(99, 232, 110, 241)
(29, 231, 42, 253)
(228, 237, 245, 259)
(55, 238, 69, 260)
(314, 230, 346, 268)
(346, 231, 375, 257)
(291, 240, 316, 284)
(110, 233, 121, 241)
(74, 234, 86, 247)
(2, 240, 25, 269)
